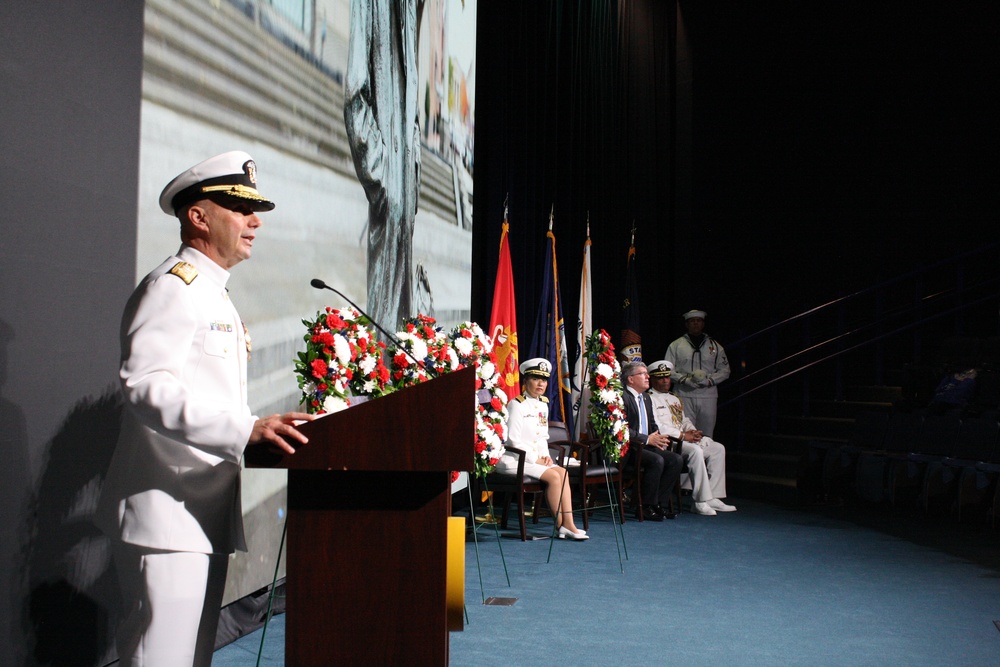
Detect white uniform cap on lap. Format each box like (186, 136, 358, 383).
(159, 151, 275, 215)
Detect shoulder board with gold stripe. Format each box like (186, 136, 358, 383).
(540, 396, 549, 404)
(168, 261, 198, 285)
(514, 394, 527, 403)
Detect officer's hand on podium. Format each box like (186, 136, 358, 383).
(249, 412, 315, 454)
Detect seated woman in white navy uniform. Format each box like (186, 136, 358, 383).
(497, 358, 589, 540)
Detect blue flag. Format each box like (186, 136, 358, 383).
(530, 214, 573, 438)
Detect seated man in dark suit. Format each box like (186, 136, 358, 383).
(621, 361, 683, 520)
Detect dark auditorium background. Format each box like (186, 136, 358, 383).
(3, 0, 1000, 663)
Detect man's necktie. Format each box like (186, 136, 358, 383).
(637, 394, 648, 435)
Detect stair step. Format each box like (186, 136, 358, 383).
(781, 398, 894, 419)
(846, 385, 904, 403)
(727, 472, 799, 505)
(745, 432, 845, 457)
(774, 415, 855, 439)
(731, 451, 800, 478)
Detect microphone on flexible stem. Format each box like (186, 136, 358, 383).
(309, 278, 435, 377)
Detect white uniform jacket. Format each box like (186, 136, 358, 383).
(502, 393, 551, 464)
(97, 245, 254, 554)
(664, 334, 730, 400)
(648, 389, 696, 439)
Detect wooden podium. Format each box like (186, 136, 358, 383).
(246, 366, 475, 665)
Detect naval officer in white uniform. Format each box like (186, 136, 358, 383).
(97, 151, 314, 666)
(499, 358, 588, 539)
(647, 359, 735, 516)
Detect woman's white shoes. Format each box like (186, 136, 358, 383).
(558, 526, 589, 540)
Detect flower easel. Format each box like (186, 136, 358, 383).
(582, 328, 631, 567)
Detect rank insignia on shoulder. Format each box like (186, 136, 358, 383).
(168, 262, 198, 284)
(514, 394, 527, 403)
(540, 396, 549, 404)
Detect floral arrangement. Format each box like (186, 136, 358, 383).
(585, 329, 630, 462)
(294, 306, 390, 415)
(296, 310, 506, 477)
(386, 314, 459, 391)
(449, 322, 508, 478)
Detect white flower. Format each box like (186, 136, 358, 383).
(411, 339, 428, 362)
(612, 420, 623, 435)
(480, 360, 496, 380)
(454, 336, 474, 356)
(335, 377, 347, 394)
(359, 354, 376, 375)
(363, 379, 375, 393)
(446, 347, 460, 370)
(333, 334, 352, 365)
(599, 388, 618, 404)
(597, 363, 614, 379)
(494, 386, 508, 405)
(323, 395, 349, 413)
(303, 381, 316, 395)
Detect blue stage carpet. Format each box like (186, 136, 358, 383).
(214, 499, 1000, 666)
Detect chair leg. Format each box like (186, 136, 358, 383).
(516, 489, 527, 541)
(499, 492, 511, 529)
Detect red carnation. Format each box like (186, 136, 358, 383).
(491, 397, 503, 411)
(310, 359, 328, 379)
(594, 374, 608, 388)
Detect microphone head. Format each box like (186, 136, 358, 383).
(310, 278, 326, 289)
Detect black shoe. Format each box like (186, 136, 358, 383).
(638, 506, 664, 522)
(655, 505, 678, 520)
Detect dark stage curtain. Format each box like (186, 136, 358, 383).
(472, 0, 689, 363)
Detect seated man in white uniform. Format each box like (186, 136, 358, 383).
(647, 359, 736, 516)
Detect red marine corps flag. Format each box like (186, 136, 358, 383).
(489, 200, 519, 402)
(620, 224, 643, 363)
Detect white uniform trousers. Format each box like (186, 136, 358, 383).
(681, 395, 719, 438)
(113, 542, 229, 667)
(680, 437, 727, 502)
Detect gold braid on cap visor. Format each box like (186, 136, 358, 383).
(200, 183, 267, 200)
